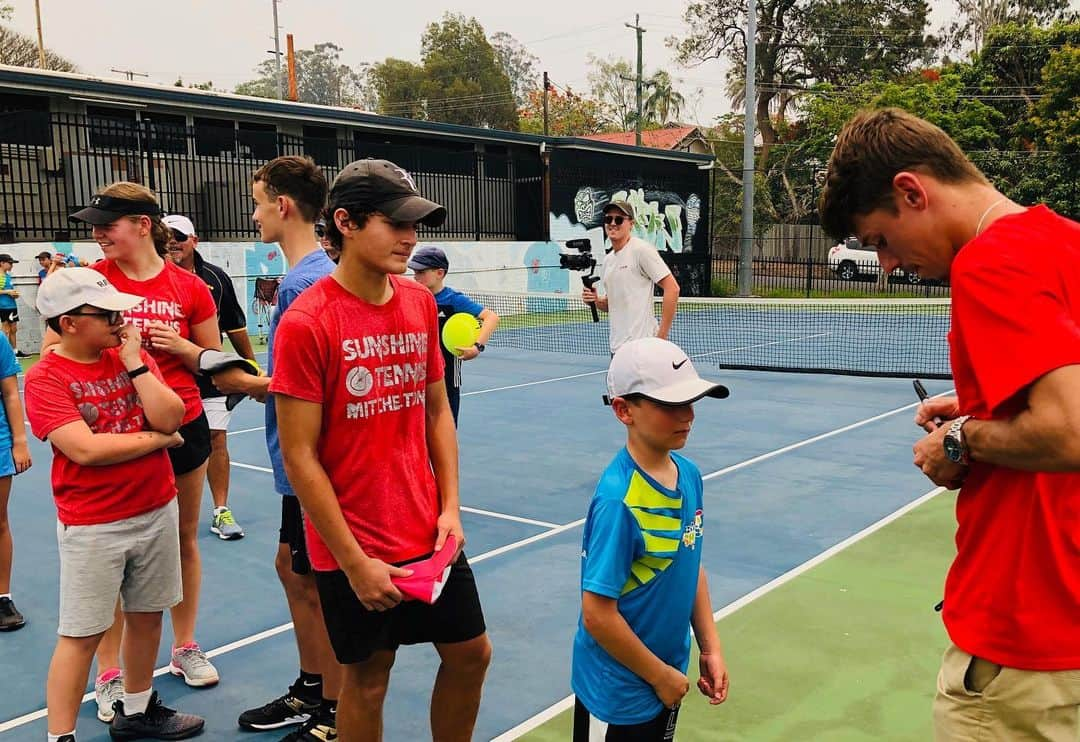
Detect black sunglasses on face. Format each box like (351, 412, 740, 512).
(66, 310, 124, 325)
(170, 230, 189, 243)
(604, 215, 626, 226)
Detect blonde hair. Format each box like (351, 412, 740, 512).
(98, 182, 171, 256)
(819, 108, 989, 241)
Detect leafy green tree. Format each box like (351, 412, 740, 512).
(1030, 43, 1080, 154)
(491, 31, 539, 108)
(518, 87, 609, 136)
(587, 55, 642, 131)
(235, 42, 370, 107)
(369, 59, 429, 118)
(643, 71, 686, 124)
(944, 0, 1076, 54)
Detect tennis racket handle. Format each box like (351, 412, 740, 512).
(582, 276, 600, 323)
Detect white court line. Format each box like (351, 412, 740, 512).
(490, 485, 947, 742)
(226, 426, 266, 437)
(226, 461, 559, 529)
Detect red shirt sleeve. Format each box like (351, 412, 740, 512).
(25, 365, 81, 441)
(952, 254, 1080, 413)
(268, 309, 329, 404)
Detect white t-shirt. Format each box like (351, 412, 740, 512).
(600, 236, 672, 353)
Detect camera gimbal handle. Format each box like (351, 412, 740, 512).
(582, 275, 600, 323)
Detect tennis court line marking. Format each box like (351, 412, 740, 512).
(490, 484, 948, 742)
(230, 460, 561, 529)
(0, 513, 583, 734)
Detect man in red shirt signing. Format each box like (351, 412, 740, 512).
(270, 159, 491, 741)
(820, 108, 1080, 740)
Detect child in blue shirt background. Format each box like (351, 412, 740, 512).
(0, 334, 32, 631)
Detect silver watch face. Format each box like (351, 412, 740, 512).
(943, 434, 964, 463)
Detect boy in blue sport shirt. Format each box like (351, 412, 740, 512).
(0, 330, 31, 631)
(572, 337, 730, 741)
(408, 246, 499, 426)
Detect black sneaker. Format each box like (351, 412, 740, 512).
(56, 736, 75, 742)
(279, 710, 337, 741)
(238, 683, 320, 731)
(0, 596, 25, 631)
(14, 351, 29, 359)
(109, 691, 205, 740)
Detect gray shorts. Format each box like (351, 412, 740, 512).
(56, 499, 182, 637)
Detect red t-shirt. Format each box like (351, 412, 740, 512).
(946, 205, 1080, 670)
(269, 275, 447, 569)
(25, 348, 177, 526)
(92, 260, 217, 424)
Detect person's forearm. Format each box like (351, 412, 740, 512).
(658, 287, 679, 338)
(584, 603, 669, 686)
(64, 431, 174, 466)
(476, 312, 499, 346)
(597, 295, 609, 312)
(226, 329, 256, 361)
(128, 372, 184, 433)
(285, 456, 368, 569)
(1, 389, 27, 446)
(173, 337, 215, 373)
(965, 413, 1080, 471)
(690, 567, 722, 654)
(426, 399, 460, 514)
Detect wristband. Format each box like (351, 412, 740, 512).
(126, 364, 151, 379)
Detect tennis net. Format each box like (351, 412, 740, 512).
(473, 292, 952, 379)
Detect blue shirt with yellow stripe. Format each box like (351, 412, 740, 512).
(571, 447, 705, 725)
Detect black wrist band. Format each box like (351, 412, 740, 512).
(127, 364, 150, 379)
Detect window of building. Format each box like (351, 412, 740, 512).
(237, 121, 277, 160)
(0, 93, 51, 146)
(194, 117, 236, 157)
(302, 125, 337, 166)
(87, 105, 138, 150)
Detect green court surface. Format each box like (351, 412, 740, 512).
(520, 489, 957, 741)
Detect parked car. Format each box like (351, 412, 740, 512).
(828, 237, 923, 284)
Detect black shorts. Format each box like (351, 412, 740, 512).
(573, 699, 680, 742)
(315, 552, 486, 665)
(0, 308, 17, 324)
(167, 412, 211, 476)
(278, 496, 311, 575)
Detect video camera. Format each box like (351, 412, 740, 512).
(559, 238, 600, 323)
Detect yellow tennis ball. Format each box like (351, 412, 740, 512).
(441, 313, 480, 357)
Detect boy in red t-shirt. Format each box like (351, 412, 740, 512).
(26, 268, 204, 742)
(820, 108, 1080, 739)
(270, 159, 491, 741)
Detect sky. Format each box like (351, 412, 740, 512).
(6, 0, 1062, 128)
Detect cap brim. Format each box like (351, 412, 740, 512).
(639, 378, 730, 406)
(69, 206, 125, 226)
(380, 195, 447, 228)
(88, 291, 144, 313)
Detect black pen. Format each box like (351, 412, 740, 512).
(913, 379, 942, 427)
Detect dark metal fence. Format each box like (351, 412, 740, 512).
(0, 111, 544, 243)
(711, 255, 951, 297)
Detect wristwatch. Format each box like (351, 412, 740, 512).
(126, 364, 151, 380)
(943, 415, 972, 464)
(474, 342, 485, 353)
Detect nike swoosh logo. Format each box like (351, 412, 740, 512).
(302, 680, 320, 687)
(673, 359, 688, 370)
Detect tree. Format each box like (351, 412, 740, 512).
(944, 0, 1076, 54)
(518, 87, 609, 136)
(0, 25, 76, 71)
(643, 71, 686, 124)
(1030, 44, 1080, 154)
(587, 55, 641, 131)
(369, 59, 429, 118)
(235, 42, 371, 107)
(491, 31, 539, 108)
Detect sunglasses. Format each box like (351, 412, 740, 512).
(66, 310, 124, 325)
(170, 230, 189, 243)
(603, 215, 627, 226)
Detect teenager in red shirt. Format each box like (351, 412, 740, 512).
(51, 183, 227, 714)
(821, 108, 1080, 739)
(271, 159, 491, 741)
(28, 267, 204, 742)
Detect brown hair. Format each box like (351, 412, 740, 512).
(252, 156, 327, 223)
(321, 205, 372, 251)
(819, 108, 989, 241)
(98, 182, 171, 256)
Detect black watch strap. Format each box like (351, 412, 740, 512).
(126, 364, 151, 379)
(474, 342, 485, 352)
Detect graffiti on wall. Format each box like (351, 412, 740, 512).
(572, 185, 702, 253)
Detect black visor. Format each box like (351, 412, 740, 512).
(69, 195, 162, 226)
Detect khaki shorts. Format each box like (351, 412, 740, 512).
(56, 499, 182, 637)
(934, 643, 1080, 741)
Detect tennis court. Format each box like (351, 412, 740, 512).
(0, 296, 960, 741)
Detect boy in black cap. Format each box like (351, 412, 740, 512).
(408, 245, 499, 426)
(271, 159, 491, 741)
(0, 254, 25, 358)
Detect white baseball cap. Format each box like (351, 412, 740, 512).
(36, 267, 143, 319)
(163, 214, 196, 239)
(605, 337, 729, 406)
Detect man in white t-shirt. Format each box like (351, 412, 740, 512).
(582, 200, 680, 354)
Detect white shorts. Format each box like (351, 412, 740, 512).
(202, 396, 234, 431)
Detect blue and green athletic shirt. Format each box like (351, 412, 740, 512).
(571, 447, 705, 725)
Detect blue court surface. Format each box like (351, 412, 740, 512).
(0, 345, 954, 740)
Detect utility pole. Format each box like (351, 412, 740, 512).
(286, 33, 298, 102)
(624, 14, 645, 146)
(737, 0, 757, 296)
(111, 68, 149, 82)
(33, 0, 46, 69)
(542, 71, 550, 137)
(272, 0, 283, 99)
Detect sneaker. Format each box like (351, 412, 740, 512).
(238, 683, 320, 731)
(168, 642, 219, 687)
(280, 712, 337, 741)
(14, 351, 29, 359)
(96, 669, 124, 722)
(0, 596, 25, 631)
(109, 690, 205, 740)
(210, 506, 244, 540)
(56, 736, 75, 742)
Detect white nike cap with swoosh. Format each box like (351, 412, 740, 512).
(605, 337, 729, 406)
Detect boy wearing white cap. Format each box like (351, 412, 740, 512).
(25, 268, 204, 742)
(572, 337, 730, 741)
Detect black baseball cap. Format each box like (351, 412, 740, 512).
(329, 159, 446, 228)
(0, 254, 16, 264)
(35, 251, 52, 260)
(69, 195, 161, 226)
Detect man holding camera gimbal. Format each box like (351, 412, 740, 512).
(582, 200, 680, 354)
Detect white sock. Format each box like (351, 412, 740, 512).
(122, 687, 153, 716)
(213, 506, 227, 515)
(48, 732, 75, 742)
